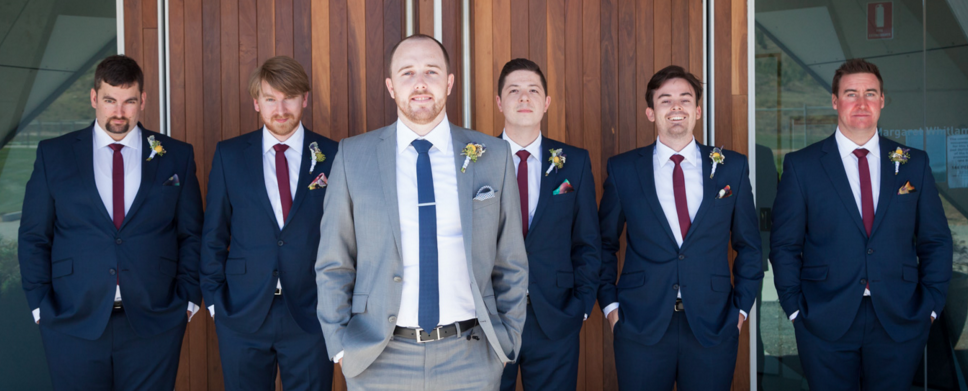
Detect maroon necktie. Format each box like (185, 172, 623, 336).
(109, 144, 125, 230)
(853, 149, 874, 292)
(274, 144, 292, 223)
(516, 150, 530, 237)
(670, 154, 690, 241)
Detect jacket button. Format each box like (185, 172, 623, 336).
(277, 240, 285, 247)
(109, 268, 116, 275)
(273, 271, 279, 276)
(673, 284, 680, 290)
(115, 238, 122, 244)
(860, 279, 867, 284)
(678, 255, 685, 260)
(388, 316, 397, 323)
(867, 249, 874, 254)
(393, 276, 402, 282)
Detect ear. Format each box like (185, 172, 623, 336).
(831, 93, 839, 110)
(446, 73, 455, 96)
(695, 105, 701, 120)
(385, 77, 395, 99)
(140, 91, 147, 111)
(543, 95, 551, 113)
(302, 92, 309, 108)
(496, 95, 503, 113)
(880, 93, 885, 109)
(646, 107, 656, 123)
(90, 88, 97, 110)
(253, 97, 261, 112)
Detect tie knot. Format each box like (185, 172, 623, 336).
(670, 154, 685, 166)
(109, 144, 123, 152)
(853, 148, 869, 159)
(274, 144, 289, 153)
(412, 139, 433, 154)
(516, 150, 530, 160)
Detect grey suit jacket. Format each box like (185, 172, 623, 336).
(315, 122, 529, 378)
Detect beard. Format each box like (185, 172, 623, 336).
(264, 114, 299, 137)
(104, 117, 131, 134)
(398, 92, 446, 125)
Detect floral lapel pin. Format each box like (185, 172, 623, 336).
(898, 181, 916, 195)
(461, 143, 486, 173)
(147, 135, 166, 161)
(309, 172, 328, 190)
(545, 148, 566, 176)
(308, 141, 326, 173)
(709, 146, 725, 178)
(716, 185, 732, 199)
(889, 147, 910, 175)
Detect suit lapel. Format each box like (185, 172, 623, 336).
(73, 127, 114, 226)
(283, 132, 315, 228)
(377, 125, 404, 259)
(451, 126, 476, 267)
(819, 135, 868, 236)
(244, 131, 281, 231)
(525, 139, 558, 246)
(870, 138, 898, 237)
(681, 144, 719, 247)
(636, 145, 679, 248)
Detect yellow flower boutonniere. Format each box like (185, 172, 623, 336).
(147, 135, 166, 161)
(888, 147, 910, 175)
(545, 148, 566, 176)
(460, 143, 486, 173)
(309, 141, 326, 173)
(709, 146, 725, 178)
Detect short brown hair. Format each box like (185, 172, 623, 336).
(248, 56, 311, 99)
(385, 34, 450, 77)
(498, 58, 547, 95)
(95, 55, 144, 93)
(831, 59, 883, 96)
(645, 65, 703, 109)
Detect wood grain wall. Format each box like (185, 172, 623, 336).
(125, 0, 750, 390)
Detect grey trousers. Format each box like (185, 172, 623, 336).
(344, 325, 504, 391)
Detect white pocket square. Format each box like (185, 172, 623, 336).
(474, 185, 496, 201)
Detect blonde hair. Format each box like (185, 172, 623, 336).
(248, 56, 311, 99)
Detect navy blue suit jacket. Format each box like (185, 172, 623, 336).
(201, 129, 337, 335)
(770, 134, 952, 343)
(598, 143, 762, 347)
(522, 137, 601, 340)
(18, 123, 203, 340)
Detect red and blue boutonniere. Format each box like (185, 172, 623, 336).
(545, 148, 566, 176)
(709, 146, 724, 178)
(889, 147, 910, 175)
(147, 135, 166, 161)
(309, 172, 328, 190)
(461, 143, 486, 173)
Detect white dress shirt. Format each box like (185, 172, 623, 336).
(502, 132, 542, 228)
(603, 138, 746, 320)
(34, 121, 198, 322)
(395, 115, 477, 328)
(208, 124, 304, 319)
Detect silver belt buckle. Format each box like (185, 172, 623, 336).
(274, 288, 282, 296)
(416, 326, 442, 343)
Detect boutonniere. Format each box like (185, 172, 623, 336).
(308, 141, 326, 173)
(717, 184, 732, 199)
(888, 147, 910, 175)
(545, 148, 566, 176)
(309, 172, 328, 190)
(460, 143, 486, 173)
(709, 146, 725, 178)
(147, 135, 166, 161)
(898, 181, 916, 195)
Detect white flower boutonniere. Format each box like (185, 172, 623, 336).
(545, 148, 566, 176)
(147, 135, 166, 161)
(888, 147, 910, 175)
(460, 143, 486, 173)
(309, 141, 326, 173)
(709, 146, 725, 178)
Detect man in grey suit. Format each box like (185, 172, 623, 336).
(315, 34, 529, 390)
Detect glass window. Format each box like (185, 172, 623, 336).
(0, 1, 116, 389)
(754, 1, 968, 390)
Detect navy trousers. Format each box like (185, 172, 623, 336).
(613, 310, 738, 391)
(40, 309, 186, 391)
(500, 304, 581, 391)
(216, 294, 333, 391)
(795, 297, 929, 391)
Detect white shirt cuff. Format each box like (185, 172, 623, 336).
(333, 350, 344, 363)
(583, 313, 588, 321)
(32, 308, 40, 323)
(789, 310, 799, 321)
(603, 302, 619, 317)
(931, 311, 937, 320)
(739, 310, 748, 320)
(208, 304, 215, 319)
(187, 302, 200, 321)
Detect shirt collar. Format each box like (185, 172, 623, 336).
(835, 127, 880, 160)
(501, 131, 543, 160)
(396, 114, 452, 154)
(262, 122, 305, 155)
(93, 120, 142, 151)
(654, 136, 699, 167)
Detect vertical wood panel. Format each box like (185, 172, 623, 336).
(652, 0, 671, 71)
(347, 0, 367, 136)
(313, 0, 332, 139)
(220, 0, 240, 140)
(472, 0, 494, 136)
(383, 0, 403, 126)
(635, 0, 655, 149)
(510, 0, 529, 60)
(545, 0, 565, 142)
(142, 0, 157, 29)
(330, 0, 349, 140)
(616, 0, 635, 154)
(142, 29, 160, 131)
(275, 0, 294, 57)
(581, 3, 603, 390)
(689, 0, 704, 140)
(528, 0, 548, 132)
(491, 0, 510, 137)
(257, 0, 275, 67)
(239, 0, 258, 132)
(418, 0, 434, 36)
(563, 0, 583, 148)
(670, 0, 689, 68)
(714, 0, 733, 151)
(294, 0, 314, 128)
(441, 0, 462, 126)
(365, 0, 386, 132)
(124, 0, 143, 66)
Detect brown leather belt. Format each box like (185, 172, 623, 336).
(393, 319, 479, 343)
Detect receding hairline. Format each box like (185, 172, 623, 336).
(387, 36, 450, 75)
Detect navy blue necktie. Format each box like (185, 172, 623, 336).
(412, 139, 439, 331)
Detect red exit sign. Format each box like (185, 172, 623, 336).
(868, 2, 893, 40)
